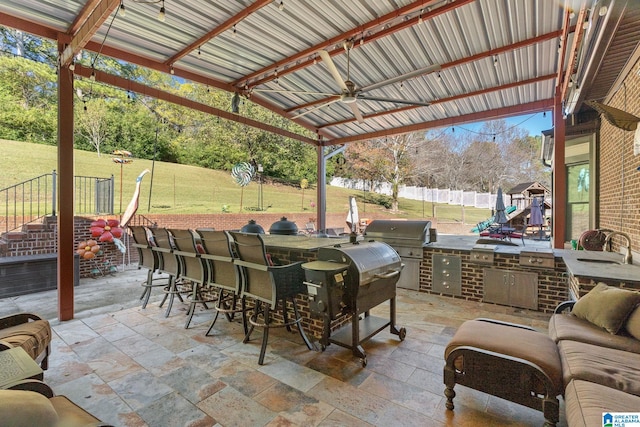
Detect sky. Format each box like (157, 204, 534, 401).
(449, 110, 554, 139)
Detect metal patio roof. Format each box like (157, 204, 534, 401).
(0, 0, 639, 145)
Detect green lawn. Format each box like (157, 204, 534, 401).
(1, 139, 489, 224)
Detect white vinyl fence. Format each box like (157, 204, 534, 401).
(330, 178, 497, 209)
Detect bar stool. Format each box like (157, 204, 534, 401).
(169, 228, 216, 328)
(196, 229, 248, 336)
(228, 231, 313, 365)
(129, 225, 167, 308)
(148, 228, 189, 317)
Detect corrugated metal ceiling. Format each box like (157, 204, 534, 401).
(0, 0, 637, 145)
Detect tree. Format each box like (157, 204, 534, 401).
(347, 132, 425, 212)
(75, 98, 110, 157)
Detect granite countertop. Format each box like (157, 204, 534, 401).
(562, 250, 640, 283)
(261, 234, 350, 251)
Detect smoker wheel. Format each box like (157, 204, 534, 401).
(399, 327, 407, 341)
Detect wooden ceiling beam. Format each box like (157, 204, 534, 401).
(318, 74, 556, 129)
(60, 0, 120, 66)
(324, 99, 554, 146)
(165, 0, 273, 66)
(73, 63, 318, 145)
(234, 0, 473, 88)
(287, 29, 565, 117)
(560, 5, 587, 103)
(0, 14, 59, 40)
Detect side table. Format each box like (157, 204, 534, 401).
(0, 347, 44, 389)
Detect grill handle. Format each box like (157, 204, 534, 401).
(374, 268, 402, 279)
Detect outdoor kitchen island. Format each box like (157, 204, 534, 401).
(420, 235, 569, 313)
(251, 234, 405, 365)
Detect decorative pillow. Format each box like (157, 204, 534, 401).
(572, 283, 640, 334)
(625, 305, 640, 340)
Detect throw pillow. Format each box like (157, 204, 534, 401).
(572, 282, 640, 334)
(626, 305, 640, 340)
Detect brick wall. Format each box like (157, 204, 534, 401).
(421, 246, 568, 314)
(597, 55, 640, 255)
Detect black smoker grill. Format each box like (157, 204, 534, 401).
(302, 241, 406, 366)
(364, 220, 432, 290)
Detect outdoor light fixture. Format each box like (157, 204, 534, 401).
(158, 0, 166, 22)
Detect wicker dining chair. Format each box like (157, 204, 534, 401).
(228, 231, 313, 365)
(196, 229, 248, 336)
(169, 229, 216, 328)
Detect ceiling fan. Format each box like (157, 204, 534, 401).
(252, 40, 439, 124)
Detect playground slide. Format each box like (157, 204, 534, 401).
(471, 206, 517, 232)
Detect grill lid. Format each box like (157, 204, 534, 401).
(364, 220, 432, 246)
(318, 241, 402, 285)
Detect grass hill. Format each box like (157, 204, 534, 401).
(1, 139, 489, 224)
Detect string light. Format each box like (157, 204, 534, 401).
(278, 1, 284, 11)
(118, 1, 126, 17)
(158, 0, 166, 22)
(493, 55, 498, 66)
(90, 69, 96, 81)
(170, 65, 174, 75)
(399, 81, 404, 90)
(68, 61, 75, 71)
(418, 9, 423, 24)
(232, 25, 237, 37)
(198, 46, 201, 56)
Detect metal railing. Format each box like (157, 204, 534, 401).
(0, 170, 114, 234)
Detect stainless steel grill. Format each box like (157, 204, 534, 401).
(364, 220, 432, 290)
(302, 241, 406, 366)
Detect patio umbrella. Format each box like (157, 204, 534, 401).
(346, 196, 359, 234)
(529, 197, 544, 239)
(493, 187, 508, 227)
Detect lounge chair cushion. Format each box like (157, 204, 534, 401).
(0, 389, 58, 427)
(571, 282, 640, 334)
(565, 379, 640, 427)
(0, 319, 51, 361)
(558, 340, 640, 395)
(444, 319, 563, 393)
(50, 395, 102, 426)
(0, 390, 103, 427)
(548, 312, 640, 353)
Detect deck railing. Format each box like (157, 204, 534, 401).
(0, 170, 114, 234)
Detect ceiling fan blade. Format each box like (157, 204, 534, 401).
(358, 95, 431, 107)
(349, 102, 364, 123)
(251, 88, 336, 96)
(318, 49, 348, 92)
(361, 64, 441, 93)
(290, 98, 340, 120)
